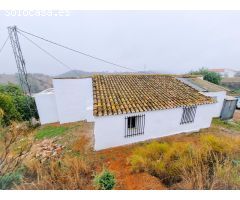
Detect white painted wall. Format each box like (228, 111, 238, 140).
(201, 91, 226, 117)
(34, 91, 59, 124)
(53, 78, 94, 124)
(94, 103, 216, 150)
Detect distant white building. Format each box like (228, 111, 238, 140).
(208, 68, 237, 78)
(34, 75, 223, 150)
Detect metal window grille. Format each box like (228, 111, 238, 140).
(125, 114, 145, 137)
(180, 106, 197, 125)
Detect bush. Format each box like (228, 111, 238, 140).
(0, 83, 39, 126)
(0, 171, 22, 189)
(94, 169, 116, 190)
(130, 141, 195, 186)
(203, 71, 221, 85)
(129, 134, 240, 189)
(0, 93, 21, 126)
(189, 67, 222, 85)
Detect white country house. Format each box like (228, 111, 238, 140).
(34, 75, 222, 150)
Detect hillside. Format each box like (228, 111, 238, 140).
(221, 77, 240, 94)
(0, 70, 161, 93)
(0, 73, 52, 93)
(55, 69, 159, 78)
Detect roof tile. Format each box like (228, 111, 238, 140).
(92, 75, 215, 116)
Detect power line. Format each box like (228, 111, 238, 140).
(0, 35, 9, 54)
(18, 31, 75, 72)
(17, 28, 137, 72)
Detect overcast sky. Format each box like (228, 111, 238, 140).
(0, 10, 240, 76)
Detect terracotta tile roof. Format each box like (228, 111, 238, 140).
(92, 75, 215, 116)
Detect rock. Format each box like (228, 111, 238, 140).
(34, 139, 65, 162)
(56, 147, 62, 154)
(52, 151, 57, 156)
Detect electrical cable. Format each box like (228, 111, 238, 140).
(0, 35, 9, 54)
(18, 31, 75, 72)
(17, 28, 137, 72)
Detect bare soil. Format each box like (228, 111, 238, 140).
(97, 145, 166, 189)
(233, 109, 240, 121)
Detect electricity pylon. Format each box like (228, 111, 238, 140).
(8, 25, 33, 120)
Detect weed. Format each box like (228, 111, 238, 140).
(94, 169, 116, 190)
(212, 118, 240, 132)
(0, 171, 22, 189)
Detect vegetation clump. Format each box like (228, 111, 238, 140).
(19, 155, 94, 189)
(129, 134, 240, 189)
(0, 171, 23, 190)
(0, 83, 38, 126)
(94, 169, 116, 190)
(190, 67, 222, 85)
(0, 121, 33, 189)
(212, 118, 240, 132)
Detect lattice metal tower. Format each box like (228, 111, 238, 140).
(8, 26, 33, 118)
(8, 26, 32, 95)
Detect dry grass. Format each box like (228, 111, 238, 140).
(129, 134, 240, 189)
(16, 122, 97, 190)
(18, 155, 95, 189)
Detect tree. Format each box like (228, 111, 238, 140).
(0, 83, 24, 96)
(203, 71, 222, 85)
(0, 93, 21, 126)
(189, 67, 222, 85)
(0, 83, 39, 126)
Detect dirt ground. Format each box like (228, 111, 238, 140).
(97, 145, 166, 189)
(233, 109, 240, 121)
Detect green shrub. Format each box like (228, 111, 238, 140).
(0, 83, 39, 126)
(0, 93, 21, 126)
(203, 71, 221, 85)
(94, 169, 116, 190)
(189, 68, 221, 85)
(0, 171, 22, 189)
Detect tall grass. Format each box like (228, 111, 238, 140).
(18, 136, 96, 190)
(18, 155, 95, 190)
(129, 134, 240, 189)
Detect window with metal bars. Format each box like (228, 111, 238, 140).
(125, 114, 145, 137)
(180, 106, 197, 124)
